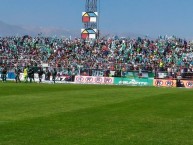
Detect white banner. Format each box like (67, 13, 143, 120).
(20, 73, 45, 82)
(20, 73, 70, 83)
(75, 76, 114, 85)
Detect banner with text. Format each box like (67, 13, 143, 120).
(114, 78, 153, 86)
(181, 80, 193, 89)
(153, 79, 176, 87)
(75, 76, 114, 84)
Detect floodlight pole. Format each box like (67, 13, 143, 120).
(83, 0, 100, 39)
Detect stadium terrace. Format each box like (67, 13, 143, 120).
(0, 35, 193, 87)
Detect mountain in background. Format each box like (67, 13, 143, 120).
(0, 21, 27, 36)
(0, 20, 147, 39)
(0, 21, 79, 38)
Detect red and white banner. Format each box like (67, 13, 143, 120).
(181, 80, 193, 88)
(153, 79, 176, 87)
(75, 76, 114, 85)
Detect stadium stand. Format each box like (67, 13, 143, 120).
(0, 35, 193, 81)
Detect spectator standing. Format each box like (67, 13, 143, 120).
(27, 65, 33, 83)
(0, 66, 2, 81)
(52, 68, 57, 84)
(45, 68, 51, 81)
(38, 67, 44, 83)
(15, 66, 21, 83)
(31, 66, 35, 83)
(23, 66, 28, 82)
(1, 65, 7, 82)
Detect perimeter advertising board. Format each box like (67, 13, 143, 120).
(181, 80, 193, 88)
(0, 72, 14, 80)
(123, 72, 154, 78)
(114, 78, 153, 86)
(153, 79, 176, 87)
(75, 76, 114, 84)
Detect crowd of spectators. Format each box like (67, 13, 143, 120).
(0, 35, 193, 77)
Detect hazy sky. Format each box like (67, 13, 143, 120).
(0, 0, 193, 38)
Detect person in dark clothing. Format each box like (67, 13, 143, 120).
(52, 68, 57, 84)
(31, 66, 35, 82)
(27, 66, 33, 83)
(15, 66, 21, 83)
(1, 65, 7, 82)
(38, 67, 44, 83)
(45, 68, 51, 81)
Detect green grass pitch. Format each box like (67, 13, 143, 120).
(1, 82, 193, 145)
